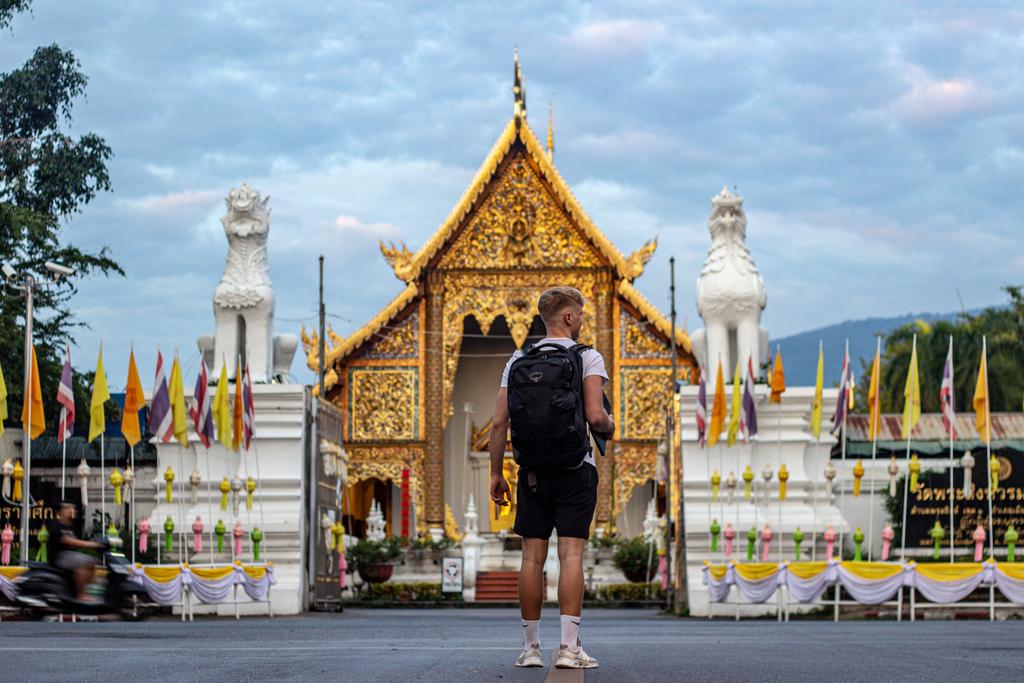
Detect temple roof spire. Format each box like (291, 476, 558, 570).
(513, 48, 526, 121)
(547, 100, 555, 162)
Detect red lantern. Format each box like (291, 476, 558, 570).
(400, 468, 410, 539)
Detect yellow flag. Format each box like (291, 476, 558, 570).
(121, 349, 145, 447)
(973, 345, 989, 444)
(0, 362, 7, 436)
(867, 341, 881, 441)
(707, 361, 726, 447)
(727, 361, 742, 446)
(89, 346, 110, 442)
(809, 342, 823, 439)
(20, 346, 45, 439)
(168, 354, 189, 447)
(232, 359, 243, 451)
(901, 339, 921, 439)
(213, 361, 232, 449)
(769, 347, 786, 403)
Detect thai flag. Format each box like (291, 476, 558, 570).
(189, 360, 215, 448)
(830, 347, 851, 435)
(741, 356, 758, 441)
(242, 365, 255, 450)
(696, 375, 707, 447)
(56, 345, 75, 443)
(148, 351, 173, 443)
(940, 339, 957, 440)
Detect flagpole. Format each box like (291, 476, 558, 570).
(130, 444, 136, 565)
(899, 334, 917, 562)
(811, 340, 822, 562)
(948, 336, 955, 564)
(100, 433, 106, 533)
(177, 443, 186, 564)
(838, 339, 849, 559)
(868, 337, 880, 561)
(776, 353, 782, 565)
(205, 446, 215, 564)
(983, 336, 994, 559)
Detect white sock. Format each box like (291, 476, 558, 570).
(560, 614, 580, 650)
(522, 619, 540, 649)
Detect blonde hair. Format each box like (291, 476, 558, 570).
(537, 286, 584, 323)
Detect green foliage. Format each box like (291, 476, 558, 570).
(345, 538, 402, 568)
(588, 532, 619, 550)
(612, 536, 656, 575)
(854, 287, 1024, 415)
(407, 535, 455, 552)
(586, 582, 665, 602)
(1, 0, 122, 433)
(361, 582, 462, 604)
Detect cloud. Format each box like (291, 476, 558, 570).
(566, 19, 668, 57)
(333, 214, 398, 237)
(893, 66, 993, 125)
(129, 189, 221, 212)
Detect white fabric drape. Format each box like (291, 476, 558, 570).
(992, 563, 1024, 603)
(781, 563, 836, 604)
(129, 564, 274, 606)
(912, 565, 988, 604)
(0, 572, 19, 601)
(702, 566, 731, 603)
(732, 570, 780, 604)
(835, 563, 908, 605)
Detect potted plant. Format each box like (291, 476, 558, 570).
(612, 536, 658, 583)
(589, 533, 619, 565)
(347, 538, 402, 584)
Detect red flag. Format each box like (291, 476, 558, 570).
(57, 345, 75, 443)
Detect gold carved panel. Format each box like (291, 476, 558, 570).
(439, 271, 598, 424)
(619, 366, 672, 440)
(439, 154, 603, 271)
(620, 306, 669, 360)
(612, 442, 657, 521)
(348, 367, 419, 441)
(347, 445, 426, 533)
(363, 310, 419, 360)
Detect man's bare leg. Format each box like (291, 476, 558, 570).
(556, 536, 585, 617)
(519, 538, 549, 620)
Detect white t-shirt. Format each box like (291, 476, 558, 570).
(500, 338, 608, 467)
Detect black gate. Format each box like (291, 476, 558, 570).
(308, 398, 346, 611)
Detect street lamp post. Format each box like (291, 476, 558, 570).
(3, 261, 74, 563)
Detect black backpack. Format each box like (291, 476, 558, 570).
(507, 342, 591, 469)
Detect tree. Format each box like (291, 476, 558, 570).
(1, 0, 123, 433)
(855, 287, 1024, 415)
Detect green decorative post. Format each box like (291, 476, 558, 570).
(1006, 525, 1018, 563)
(710, 519, 721, 553)
(250, 527, 263, 562)
(35, 526, 49, 562)
(106, 521, 119, 540)
(793, 527, 805, 561)
(930, 521, 945, 561)
(215, 519, 226, 554)
(746, 526, 757, 561)
(164, 516, 174, 553)
(853, 527, 864, 562)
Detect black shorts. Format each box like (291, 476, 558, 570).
(514, 464, 598, 539)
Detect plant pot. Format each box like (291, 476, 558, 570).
(359, 563, 394, 584)
(622, 566, 657, 583)
(595, 548, 615, 565)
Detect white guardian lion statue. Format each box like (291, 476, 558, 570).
(691, 187, 768, 388)
(197, 183, 297, 383)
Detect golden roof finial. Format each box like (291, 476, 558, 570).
(513, 48, 526, 121)
(547, 99, 555, 162)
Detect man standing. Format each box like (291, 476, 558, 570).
(489, 286, 614, 670)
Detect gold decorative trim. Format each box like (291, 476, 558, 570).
(618, 280, 692, 354)
(348, 367, 419, 441)
(346, 445, 426, 534)
(612, 442, 658, 521)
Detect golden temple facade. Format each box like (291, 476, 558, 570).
(302, 59, 697, 537)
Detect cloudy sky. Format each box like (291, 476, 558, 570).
(5, 1, 1022, 388)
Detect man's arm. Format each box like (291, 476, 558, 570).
(583, 375, 614, 436)
(488, 388, 512, 505)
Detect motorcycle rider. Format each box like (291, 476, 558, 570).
(48, 503, 102, 601)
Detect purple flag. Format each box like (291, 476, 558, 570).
(742, 356, 758, 439)
(148, 351, 173, 443)
(696, 376, 707, 447)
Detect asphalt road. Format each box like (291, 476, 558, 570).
(1, 609, 1022, 682)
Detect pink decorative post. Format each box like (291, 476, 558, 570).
(724, 523, 737, 558)
(973, 524, 986, 562)
(139, 517, 150, 554)
(233, 521, 244, 558)
(192, 516, 204, 554)
(0, 524, 12, 565)
(761, 524, 773, 562)
(824, 526, 837, 560)
(881, 523, 895, 561)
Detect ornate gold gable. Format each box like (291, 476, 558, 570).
(304, 72, 697, 530)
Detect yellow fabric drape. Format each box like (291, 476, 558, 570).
(841, 561, 903, 580)
(0, 566, 28, 579)
(190, 566, 236, 582)
(734, 563, 779, 581)
(995, 563, 1024, 581)
(705, 564, 729, 581)
(914, 562, 984, 582)
(143, 566, 183, 582)
(788, 562, 830, 580)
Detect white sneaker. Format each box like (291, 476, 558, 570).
(554, 640, 598, 669)
(515, 644, 544, 668)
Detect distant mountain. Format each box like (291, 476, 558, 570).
(770, 311, 969, 386)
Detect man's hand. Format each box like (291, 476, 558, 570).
(490, 472, 511, 507)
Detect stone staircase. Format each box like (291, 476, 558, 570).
(475, 571, 520, 602)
